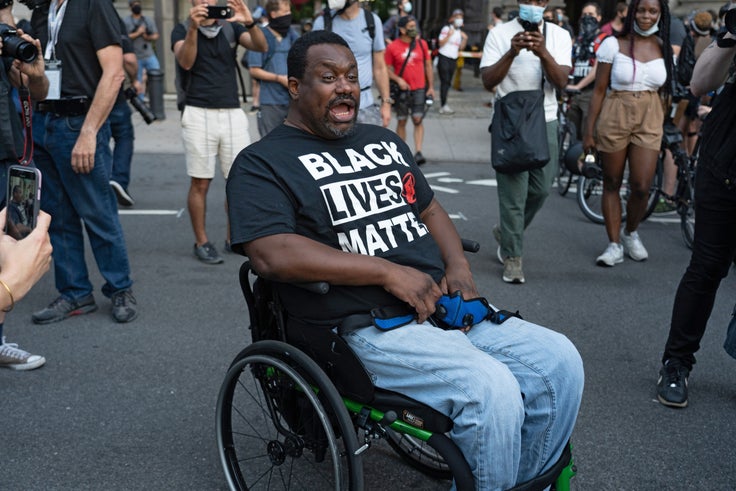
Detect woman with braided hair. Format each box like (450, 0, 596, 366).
(583, 0, 673, 267)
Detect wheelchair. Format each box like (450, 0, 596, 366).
(216, 260, 577, 490)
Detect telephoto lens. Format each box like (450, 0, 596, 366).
(124, 87, 156, 124)
(0, 24, 37, 63)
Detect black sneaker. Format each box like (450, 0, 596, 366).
(110, 180, 135, 207)
(194, 242, 223, 264)
(657, 359, 690, 408)
(32, 295, 98, 324)
(111, 290, 138, 323)
(414, 151, 427, 166)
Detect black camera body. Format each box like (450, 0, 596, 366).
(124, 87, 156, 125)
(0, 23, 36, 63)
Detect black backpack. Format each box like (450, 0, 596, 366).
(676, 30, 696, 87)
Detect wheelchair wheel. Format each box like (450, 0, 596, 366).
(385, 428, 452, 480)
(216, 340, 364, 490)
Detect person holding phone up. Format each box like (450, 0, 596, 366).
(0, 3, 50, 369)
(172, 0, 267, 265)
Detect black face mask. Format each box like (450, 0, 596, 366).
(269, 14, 292, 37)
(131, 4, 142, 15)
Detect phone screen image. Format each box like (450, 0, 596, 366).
(5, 165, 41, 240)
(206, 6, 233, 19)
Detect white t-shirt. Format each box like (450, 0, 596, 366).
(480, 20, 572, 122)
(595, 36, 667, 92)
(438, 25, 463, 59)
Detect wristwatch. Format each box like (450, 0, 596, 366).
(244, 20, 257, 29)
(381, 97, 394, 105)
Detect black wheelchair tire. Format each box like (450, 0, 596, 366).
(385, 429, 453, 480)
(216, 340, 364, 490)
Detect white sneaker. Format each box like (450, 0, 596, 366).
(621, 230, 649, 261)
(596, 242, 624, 267)
(439, 104, 455, 115)
(0, 337, 46, 371)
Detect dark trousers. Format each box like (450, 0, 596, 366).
(662, 166, 736, 369)
(437, 54, 457, 107)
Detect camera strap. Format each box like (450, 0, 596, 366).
(15, 85, 33, 166)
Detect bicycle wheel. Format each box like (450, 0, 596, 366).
(385, 428, 452, 480)
(556, 122, 575, 196)
(642, 157, 664, 221)
(577, 168, 640, 224)
(216, 340, 363, 491)
(679, 174, 695, 249)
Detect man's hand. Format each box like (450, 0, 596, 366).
(189, 3, 209, 28)
(512, 30, 546, 56)
(380, 101, 391, 127)
(71, 131, 97, 174)
(228, 0, 254, 26)
(12, 31, 44, 80)
(383, 265, 442, 323)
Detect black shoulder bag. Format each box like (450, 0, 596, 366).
(389, 39, 415, 103)
(490, 23, 551, 174)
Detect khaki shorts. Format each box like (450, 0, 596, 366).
(595, 90, 663, 153)
(181, 105, 250, 179)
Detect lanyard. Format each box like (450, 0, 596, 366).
(45, 0, 69, 61)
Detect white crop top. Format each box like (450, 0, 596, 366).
(596, 36, 667, 91)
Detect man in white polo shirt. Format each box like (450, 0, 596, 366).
(480, 0, 571, 284)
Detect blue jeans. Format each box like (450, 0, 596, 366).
(137, 54, 161, 100)
(344, 314, 584, 490)
(108, 98, 135, 189)
(32, 112, 133, 300)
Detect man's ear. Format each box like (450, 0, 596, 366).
(288, 77, 299, 100)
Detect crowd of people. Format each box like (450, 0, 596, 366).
(0, 3, 733, 489)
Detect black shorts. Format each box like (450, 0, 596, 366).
(394, 88, 427, 121)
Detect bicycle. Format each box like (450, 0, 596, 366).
(216, 250, 578, 490)
(647, 121, 697, 249)
(556, 88, 581, 197)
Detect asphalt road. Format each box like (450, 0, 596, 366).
(1, 155, 734, 490)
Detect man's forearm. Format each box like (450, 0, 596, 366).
(690, 37, 736, 96)
(82, 67, 124, 136)
(373, 54, 390, 100)
(481, 50, 515, 91)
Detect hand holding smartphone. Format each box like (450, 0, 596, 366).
(206, 6, 233, 19)
(4, 165, 41, 240)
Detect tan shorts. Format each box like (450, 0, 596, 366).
(595, 90, 663, 153)
(181, 106, 250, 179)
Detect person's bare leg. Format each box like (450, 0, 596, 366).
(188, 177, 211, 246)
(625, 145, 659, 233)
(600, 148, 627, 243)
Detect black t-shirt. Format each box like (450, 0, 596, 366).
(699, 66, 736, 186)
(171, 22, 246, 109)
(32, 0, 121, 99)
(227, 123, 445, 323)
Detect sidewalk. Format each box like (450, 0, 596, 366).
(132, 66, 494, 164)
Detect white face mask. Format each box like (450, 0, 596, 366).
(453, 17, 464, 28)
(328, 0, 347, 10)
(403, 1, 412, 13)
(633, 15, 660, 36)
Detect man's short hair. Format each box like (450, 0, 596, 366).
(287, 30, 351, 80)
(493, 6, 504, 18)
(265, 0, 289, 15)
(582, 2, 602, 16)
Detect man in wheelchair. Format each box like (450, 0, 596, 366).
(226, 30, 584, 490)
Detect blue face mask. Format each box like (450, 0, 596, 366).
(519, 4, 545, 24)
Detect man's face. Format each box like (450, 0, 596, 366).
(581, 5, 601, 21)
(293, 43, 360, 139)
(12, 187, 21, 203)
(270, 2, 291, 19)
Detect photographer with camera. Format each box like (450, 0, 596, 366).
(0, 0, 51, 369)
(29, 0, 139, 325)
(124, 0, 159, 100)
(655, 8, 736, 408)
(480, 0, 571, 284)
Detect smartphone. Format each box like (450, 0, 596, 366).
(5, 165, 41, 240)
(206, 6, 233, 19)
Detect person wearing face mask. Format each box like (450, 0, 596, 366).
(480, 0, 572, 284)
(437, 9, 468, 114)
(601, 1, 628, 36)
(171, 0, 267, 265)
(124, 0, 161, 100)
(583, 0, 673, 267)
(247, 0, 299, 137)
(385, 15, 434, 165)
(383, 0, 414, 41)
(567, 2, 606, 142)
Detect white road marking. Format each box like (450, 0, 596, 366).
(119, 209, 182, 216)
